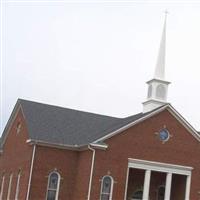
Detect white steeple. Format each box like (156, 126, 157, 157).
(143, 12, 170, 113)
(154, 12, 167, 80)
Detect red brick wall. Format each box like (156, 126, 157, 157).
(29, 146, 79, 200)
(90, 110, 200, 200)
(0, 108, 33, 200)
(1, 108, 200, 200)
(72, 150, 92, 200)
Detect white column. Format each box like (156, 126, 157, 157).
(164, 172, 172, 200)
(185, 175, 191, 200)
(142, 170, 151, 200)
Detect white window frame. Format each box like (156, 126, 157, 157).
(15, 171, 21, 200)
(100, 175, 114, 200)
(7, 173, 13, 200)
(0, 175, 5, 200)
(46, 171, 61, 200)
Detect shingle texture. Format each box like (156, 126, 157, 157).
(1, 99, 159, 148)
(21, 99, 149, 145)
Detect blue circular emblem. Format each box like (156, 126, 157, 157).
(159, 129, 169, 141)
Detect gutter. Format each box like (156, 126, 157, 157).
(26, 144, 36, 200)
(26, 139, 108, 151)
(87, 145, 96, 200)
(26, 139, 82, 151)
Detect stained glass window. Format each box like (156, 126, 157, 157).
(100, 176, 113, 200)
(46, 172, 60, 200)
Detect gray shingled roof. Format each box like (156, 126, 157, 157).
(1, 99, 161, 148)
(21, 99, 148, 146)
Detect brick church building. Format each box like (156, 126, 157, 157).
(1, 15, 200, 200)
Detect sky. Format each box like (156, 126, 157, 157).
(1, 1, 200, 136)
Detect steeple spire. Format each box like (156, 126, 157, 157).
(142, 12, 171, 113)
(154, 11, 168, 80)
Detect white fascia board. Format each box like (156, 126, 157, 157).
(147, 78, 171, 85)
(128, 158, 193, 176)
(93, 104, 169, 143)
(26, 139, 81, 151)
(166, 105, 200, 142)
(94, 104, 200, 144)
(90, 143, 108, 150)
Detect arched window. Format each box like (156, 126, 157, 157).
(157, 185, 165, 200)
(46, 172, 61, 200)
(7, 173, 13, 200)
(15, 170, 21, 200)
(100, 176, 114, 200)
(156, 84, 166, 100)
(131, 189, 143, 200)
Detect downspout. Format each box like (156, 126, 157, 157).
(26, 144, 36, 200)
(87, 145, 96, 200)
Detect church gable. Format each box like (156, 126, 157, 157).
(102, 107, 200, 164)
(0, 106, 30, 155)
(90, 108, 200, 200)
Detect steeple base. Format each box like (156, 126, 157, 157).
(142, 99, 167, 113)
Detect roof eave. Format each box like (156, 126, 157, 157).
(90, 143, 108, 150)
(166, 105, 200, 142)
(26, 139, 83, 151)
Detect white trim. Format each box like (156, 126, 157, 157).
(166, 106, 200, 142)
(100, 175, 114, 200)
(87, 145, 96, 200)
(128, 159, 193, 176)
(26, 139, 82, 150)
(0, 175, 5, 200)
(7, 173, 13, 200)
(94, 104, 200, 144)
(147, 78, 171, 85)
(15, 171, 21, 200)
(94, 105, 169, 143)
(46, 171, 61, 200)
(123, 167, 129, 200)
(26, 140, 108, 151)
(26, 145, 36, 200)
(90, 143, 108, 150)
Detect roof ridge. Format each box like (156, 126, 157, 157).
(19, 98, 121, 119)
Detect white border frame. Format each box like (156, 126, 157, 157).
(46, 171, 61, 200)
(100, 175, 114, 200)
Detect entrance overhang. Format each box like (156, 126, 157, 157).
(125, 158, 193, 200)
(128, 158, 193, 176)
